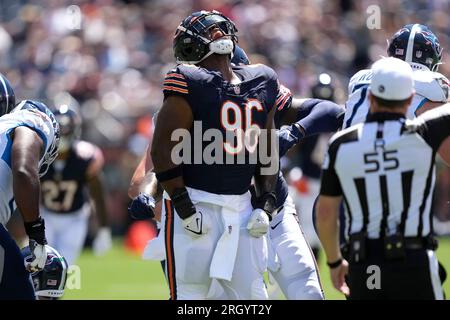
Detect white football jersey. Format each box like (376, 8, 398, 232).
(343, 66, 449, 129)
(0, 106, 58, 225)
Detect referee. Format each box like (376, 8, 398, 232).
(316, 57, 447, 300)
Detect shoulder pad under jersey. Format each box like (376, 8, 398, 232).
(413, 70, 449, 103)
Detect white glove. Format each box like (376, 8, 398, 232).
(182, 210, 211, 238)
(27, 240, 47, 272)
(93, 227, 112, 256)
(247, 208, 270, 238)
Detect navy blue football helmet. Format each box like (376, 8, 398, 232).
(52, 104, 82, 153)
(173, 10, 238, 64)
(0, 73, 16, 117)
(387, 24, 442, 71)
(12, 100, 60, 177)
(22, 245, 69, 299)
(231, 45, 250, 66)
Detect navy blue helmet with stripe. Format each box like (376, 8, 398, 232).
(173, 10, 238, 64)
(0, 73, 16, 117)
(22, 245, 69, 299)
(387, 24, 442, 72)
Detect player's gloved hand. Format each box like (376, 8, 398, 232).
(277, 124, 305, 157)
(171, 187, 211, 238)
(247, 192, 278, 238)
(93, 227, 112, 256)
(247, 208, 270, 238)
(182, 210, 211, 238)
(128, 192, 156, 220)
(24, 217, 47, 272)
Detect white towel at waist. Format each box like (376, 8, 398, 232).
(185, 187, 253, 281)
(209, 205, 241, 281)
(159, 187, 253, 281)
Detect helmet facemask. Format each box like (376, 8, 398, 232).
(173, 11, 238, 65)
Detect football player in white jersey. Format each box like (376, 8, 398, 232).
(344, 24, 449, 162)
(0, 77, 60, 299)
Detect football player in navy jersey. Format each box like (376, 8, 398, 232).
(129, 39, 344, 299)
(0, 76, 60, 299)
(150, 10, 282, 300)
(40, 104, 111, 266)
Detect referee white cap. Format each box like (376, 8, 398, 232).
(370, 57, 414, 100)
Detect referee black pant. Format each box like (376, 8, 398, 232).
(347, 239, 445, 300)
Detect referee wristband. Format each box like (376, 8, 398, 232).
(327, 258, 343, 269)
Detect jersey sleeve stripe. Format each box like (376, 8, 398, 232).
(163, 85, 189, 94)
(278, 95, 291, 111)
(163, 79, 188, 87)
(276, 92, 292, 110)
(166, 73, 186, 80)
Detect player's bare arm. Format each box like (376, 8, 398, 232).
(84, 144, 112, 255)
(86, 146, 108, 227)
(12, 125, 48, 272)
(152, 94, 210, 237)
(12, 126, 44, 224)
(128, 148, 162, 202)
(247, 106, 279, 238)
(127, 148, 163, 221)
(151, 95, 192, 196)
(255, 105, 278, 198)
(316, 194, 349, 296)
(128, 147, 148, 199)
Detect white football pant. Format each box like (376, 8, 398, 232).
(162, 188, 268, 300)
(268, 195, 324, 300)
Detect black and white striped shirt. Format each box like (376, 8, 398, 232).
(320, 105, 450, 240)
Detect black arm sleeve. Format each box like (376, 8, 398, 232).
(416, 104, 450, 151)
(296, 99, 345, 137)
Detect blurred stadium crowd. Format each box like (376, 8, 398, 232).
(1, 0, 450, 237)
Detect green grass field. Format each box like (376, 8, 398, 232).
(62, 237, 450, 300)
